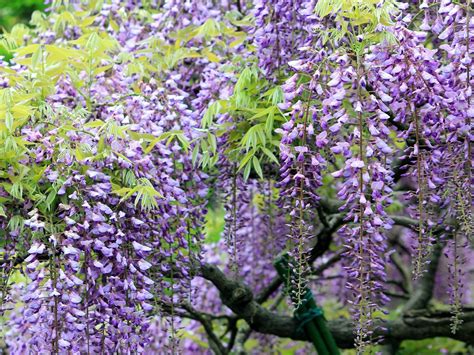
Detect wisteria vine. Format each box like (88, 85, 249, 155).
(0, 0, 472, 354)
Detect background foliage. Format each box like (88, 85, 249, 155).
(0, 0, 45, 59)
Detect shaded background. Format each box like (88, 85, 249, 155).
(0, 0, 44, 29)
(0, 0, 45, 59)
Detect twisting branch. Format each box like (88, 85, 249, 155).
(199, 262, 303, 339)
(403, 241, 444, 312)
(199, 261, 474, 348)
(181, 303, 227, 355)
(255, 212, 346, 304)
(3, 212, 465, 351)
(309, 249, 343, 276)
(388, 215, 450, 312)
(389, 251, 412, 295)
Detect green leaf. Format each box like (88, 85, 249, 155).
(241, 124, 265, 151)
(115, 178, 163, 211)
(192, 144, 200, 166)
(252, 156, 263, 179)
(112, 186, 133, 197)
(0, 205, 6, 217)
(13, 44, 40, 57)
(202, 101, 221, 128)
(97, 136, 106, 153)
(197, 19, 221, 38)
(249, 106, 275, 121)
(265, 110, 275, 136)
(118, 187, 136, 204)
(9, 182, 23, 200)
(261, 147, 279, 164)
(243, 161, 252, 181)
(237, 149, 255, 172)
(144, 130, 186, 154)
(5, 111, 13, 132)
(45, 189, 57, 211)
(208, 133, 217, 154)
(7, 215, 23, 232)
(202, 48, 220, 63)
(176, 133, 190, 152)
(84, 119, 106, 128)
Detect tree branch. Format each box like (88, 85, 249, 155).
(181, 303, 228, 355)
(403, 241, 444, 311)
(199, 262, 474, 349)
(255, 213, 345, 304)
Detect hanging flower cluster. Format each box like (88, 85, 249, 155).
(252, 0, 317, 76)
(276, 97, 327, 305)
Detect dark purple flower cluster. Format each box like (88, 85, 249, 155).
(252, 0, 317, 76)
